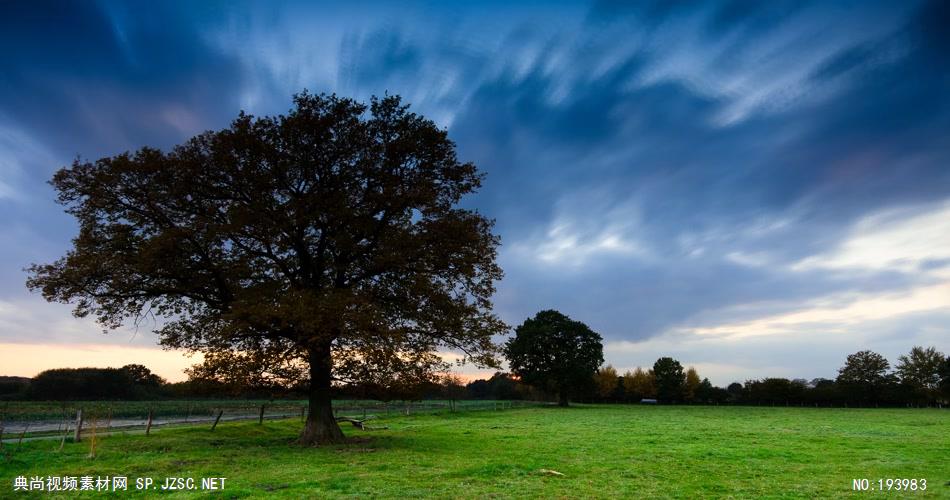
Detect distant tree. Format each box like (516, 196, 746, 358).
(621, 370, 638, 400)
(939, 356, 950, 402)
(0, 376, 31, 401)
(622, 367, 656, 401)
(462, 371, 530, 400)
(896, 346, 945, 399)
(465, 378, 491, 399)
(121, 364, 165, 387)
(789, 378, 807, 404)
(31, 367, 139, 400)
(652, 357, 685, 403)
(593, 365, 620, 400)
(26, 92, 506, 445)
(164, 378, 236, 399)
(485, 372, 522, 400)
(694, 378, 715, 403)
(684, 367, 701, 402)
(611, 375, 626, 401)
(804, 378, 839, 406)
(505, 310, 604, 406)
(441, 373, 467, 411)
(759, 378, 792, 405)
(726, 382, 744, 403)
(836, 350, 893, 406)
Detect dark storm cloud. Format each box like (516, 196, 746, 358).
(439, 0, 950, 341)
(0, 0, 245, 157)
(0, 0, 247, 300)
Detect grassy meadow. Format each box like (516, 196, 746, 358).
(1, 405, 947, 498)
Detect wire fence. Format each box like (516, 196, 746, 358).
(0, 399, 551, 443)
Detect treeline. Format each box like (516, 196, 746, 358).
(590, 347, 950, 407)
(4, 347, 948, 407)
(0, 365, 280, 401)
(0, 367, 542, 402)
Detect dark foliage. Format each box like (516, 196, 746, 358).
(652, 357, 685, 403)
(0, 376, 31, 400)
(504, 310, 604, 406)
(28, 365, 165, 400)
(26, 92, 505, 444)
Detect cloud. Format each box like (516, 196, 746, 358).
(0, 296, 163, 347)
(607, 308, 950, 385)
(0, 0, 248, 157)
(794, 200, 950, 275)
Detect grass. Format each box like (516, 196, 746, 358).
(1, 405, 948, 498)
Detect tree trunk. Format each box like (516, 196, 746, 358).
(558, 390, 569, 407)
(298, 344, 346, 445)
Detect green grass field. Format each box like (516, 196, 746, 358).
(1, 405, 947, 498)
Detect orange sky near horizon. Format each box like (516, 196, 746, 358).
(0, 343, 498, 383)
(0, 343, 202, 382)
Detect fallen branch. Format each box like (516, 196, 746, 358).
(335, 416, 388, 431)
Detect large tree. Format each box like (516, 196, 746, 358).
(27, 92, 506, 445)
(504, 310, 603, 406)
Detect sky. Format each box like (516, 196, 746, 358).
(1, 0, 948, 385)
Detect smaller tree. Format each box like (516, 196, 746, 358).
(504, 310, 604, 406)
(938, 355, 950, 402)
(726, 382, 744, 403)
(653, 357, 685, 403)
(694, 378, 729, 404)
(684, 367, 701, 402)
(121, 364, 165, 387)
(896, 346, 945, 402)
(593, 365, 620, 400)
(441, 373, 467, 411)
(837, 350, 892, 406)
(623, 367, 656, 401)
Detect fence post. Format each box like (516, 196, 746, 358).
(259, 405, 266, 425)
(210, 410, 224, 431)
(145, 409, 153, 436)
(73, 409, 83, 443)
(16, 424, 29, 452)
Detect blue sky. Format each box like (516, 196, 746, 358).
(1, 0, 948, 384)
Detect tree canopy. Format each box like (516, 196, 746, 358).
(504, 310, 603, 406)
(653, 357, 685, 402)
(896, 346, 945, 392)
(27, 92, 506, 444)
(836, 350, 892, 405)
(593, 364, 620, 399)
